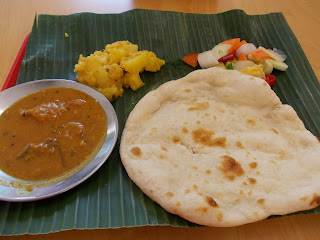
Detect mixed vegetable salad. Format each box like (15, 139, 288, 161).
(182, 38, 288, 87)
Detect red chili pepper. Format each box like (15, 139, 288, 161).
(218, 53, 234, 63)
(265, 74, 276, 87)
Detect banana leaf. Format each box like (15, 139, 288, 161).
(0, 9, 319, 236)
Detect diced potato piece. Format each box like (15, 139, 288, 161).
(106, 49, 127, 65)
(92, 51, 109, 65)
(121, 51, 149, 73)
(105, 41, 138, 64)
(121, 51, 165, 73)
(106, 63, 124, 83)
(74, 54, 107, 88)
(144, 54, 165, 72)
(96, 85, 124, 102)
(124, 72, 144, 91)
(105, 41, 138, 53)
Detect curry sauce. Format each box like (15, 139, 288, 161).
(0, 87, 107, 181)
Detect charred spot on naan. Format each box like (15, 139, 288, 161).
(182, 127, 189, 133)
(198, 193, 219, 208)
(300, 196, 308, 201)
(130, 147, 142, 157)
(166, 192, 174, 197)
(206, 196, 219, 208)
(249, 162, 258, 169)
(196, 207, 209, 213)
(246, 119, 256, 126)
(190, 165, 198, 170)
(257, 199, 265, 204)
(184, 189, 191, 194)
(187, 102, 209, 111)
(192, 128, 213, 142)
(309, 193, 320, 206)
(247, 178, 257, 184)
(161, 146, 168, 151)
(270, 128, 279, 134)
(219, 155, 245, 181)
(172, 136, 181, 143)
(192, 128, 226, 148)
(236, 141, 244, 149)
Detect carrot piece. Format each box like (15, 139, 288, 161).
(250, 49, 272, 60)
(182, 53, 198, 67)
(223, 38, 241, 54)
(227, 45, 236, 54)
(234, 40, 247, 52)
(221, 38, 241, 45)
(238, 53, 248, 60)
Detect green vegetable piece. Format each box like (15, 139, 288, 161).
(226, 63, 233, 69)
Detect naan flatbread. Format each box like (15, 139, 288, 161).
(120, 67, 320, 227)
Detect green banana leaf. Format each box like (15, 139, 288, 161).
(0, 9, 319, 236)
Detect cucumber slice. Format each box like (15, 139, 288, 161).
(211, 44, 231, 59)
(269, 59, 288, 71)
(261, 59, 274, 74)
(233, 60, 256, 71)
(258, 46, 286, 62)
(247, 53, 255, 61)
(198, 50, 219, 68)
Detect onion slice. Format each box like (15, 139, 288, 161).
(198, 50, 219, 69)
(235, 43, 257, 58)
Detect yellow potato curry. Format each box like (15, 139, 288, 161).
(74, 41, 165, 101)
(0, 87, 107, 181)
